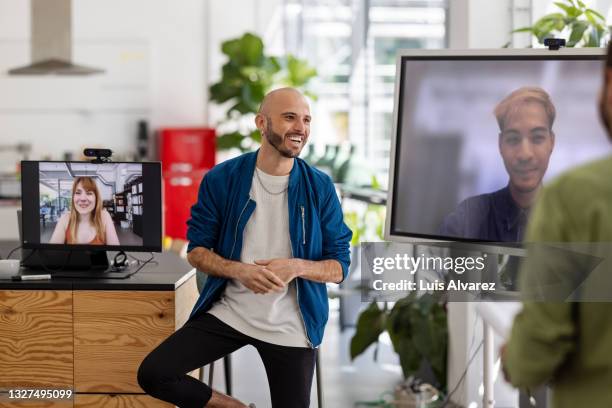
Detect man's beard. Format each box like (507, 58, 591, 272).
(264, 118, 302, 158)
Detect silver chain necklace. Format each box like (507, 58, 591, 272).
(255, 168, 288, 195)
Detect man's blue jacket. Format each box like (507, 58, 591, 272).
(186, 150, 352, 347)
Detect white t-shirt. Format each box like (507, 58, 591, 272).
(208, 167, 310, 347)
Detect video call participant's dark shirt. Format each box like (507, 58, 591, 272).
(439, 186, 529, 242)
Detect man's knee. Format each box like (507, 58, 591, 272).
(137, 352, 165, 392)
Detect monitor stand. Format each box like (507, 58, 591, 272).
(21, 249, 134, 279)
(23, 248, 108, 270)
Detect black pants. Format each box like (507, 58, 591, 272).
(137, 313, 316, 408)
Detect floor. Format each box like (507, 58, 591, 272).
(202, 299, 403, 408)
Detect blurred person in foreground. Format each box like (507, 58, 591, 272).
(502, 44, 612, 407)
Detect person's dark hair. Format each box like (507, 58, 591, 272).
(607, 41, 612, 68)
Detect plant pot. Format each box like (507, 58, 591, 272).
(394, 382, 440, 408)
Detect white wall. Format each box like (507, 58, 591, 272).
(205, 0, 285, 129)
(449, 0, 512, 48)
(449, 0, 532, 49)
(0, 0, 206, 164)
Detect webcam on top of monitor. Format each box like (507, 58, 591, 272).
(84, 148, 113, 163)
(544, 38, 566, 51)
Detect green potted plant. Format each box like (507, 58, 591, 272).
(209, 33, 317, 151)
(512, 0, 609, 47)
(350, 292, 448, 394)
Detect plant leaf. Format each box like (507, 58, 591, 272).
(534, 20, 558, 43)
(554, 2, 582, 18)
(386, 293, 421, 378)
(586, 8, 605, 21)
(541, 12, 566, 21)
(221, 33, 264, 66)
(511, 27, 533, 34)
(587, 29, 600, 47)
(411, 296, 448, 387)
(385, 293, 449, 389)
(350, 301, 386, 360)
(279, 55, 318, 87)
(535, 13, 565, 27)
(584, 10, 599, 27)
(216, 131, 245, 151)
(568, 21, 589, 46)
(209, 82, 239, 104)
(392, 334, 422, 379)
(554, 19, 566, 31)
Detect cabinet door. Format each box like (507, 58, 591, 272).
(73, 291, 175, 393)
(0, 291, 73, 390)
(74, 394, 172, 407)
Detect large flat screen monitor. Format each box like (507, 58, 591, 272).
(21, 161, 162, 253)
(386, 48, 610, 245)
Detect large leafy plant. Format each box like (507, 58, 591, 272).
(209, 33, 317, 151)
(513, 0, 609, 47)
(350, 293, 448, 392)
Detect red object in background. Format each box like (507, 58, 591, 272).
(163, 169, 207, 240)
(159, 128, 216, 240)
(159, 128, 216, 173)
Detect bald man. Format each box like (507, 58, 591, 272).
(138, 88, 352, 408)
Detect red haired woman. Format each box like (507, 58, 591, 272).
(50, 177, 120, 245)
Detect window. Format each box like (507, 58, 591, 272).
(284, 0, 448, 187)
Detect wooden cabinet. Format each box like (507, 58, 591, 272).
(0, 291, 73, 390)
(0, 272, 197, 408)
(73, 291, 175, 393)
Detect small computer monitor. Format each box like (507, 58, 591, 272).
(21, 161, 162, 255)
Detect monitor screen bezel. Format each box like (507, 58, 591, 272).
(21, 160, 163, 253)
(384, 48, 607, 249)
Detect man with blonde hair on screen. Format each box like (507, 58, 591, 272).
(440, 86, 556, 241)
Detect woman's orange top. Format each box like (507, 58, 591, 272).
(65, 226, 105, 245)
